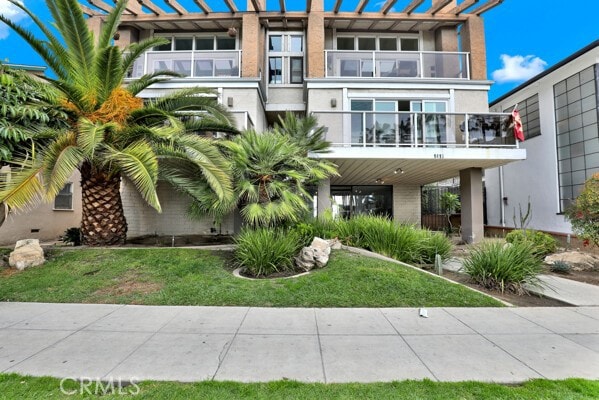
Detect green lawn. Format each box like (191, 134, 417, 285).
(0, 248, 501, 307)
(0, 374, 597, 399)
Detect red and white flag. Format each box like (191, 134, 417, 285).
(512, 109, 525, 142)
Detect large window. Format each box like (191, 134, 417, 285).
(554, 64, 599, 211)
(153, 34, 237, 51)
(503, 94, 541, 140)
(268, 33, 304, 85)
(331, 185, 393, 219)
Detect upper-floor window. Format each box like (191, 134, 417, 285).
(54, 183, 73, 210)
(503, 94, 541, 140)
(336, 35, 419, 52)
(268, 33, 304, 85)
(153, 34, 237, 51)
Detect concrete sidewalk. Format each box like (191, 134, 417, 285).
(1, 303, 598, 383)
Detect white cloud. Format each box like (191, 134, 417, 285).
(0, 0, 26, 40)
(492, 54, 547, 83)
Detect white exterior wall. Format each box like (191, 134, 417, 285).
(393, 184, 421, 226)
(486, 46, 599, 234)
(222, 88, 266, 131)
(122, 180, 235, 238)
(0, 171, 82, 245)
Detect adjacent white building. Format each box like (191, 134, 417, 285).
(487, 40, 599, 234)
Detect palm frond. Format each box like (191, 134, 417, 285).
(95, 46, 124, 103)
(0, 160, 44, 213)
(126, 71, 181, 96)
(121, 37, 170, 75)
(104, 141, 161, 211)
(97, 0, 128, 48)
(40, 132, 84, 199)
(77, 119, 113, 158)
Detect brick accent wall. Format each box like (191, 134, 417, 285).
(121, 180, 235, 238)
(393, 184, 421, 226)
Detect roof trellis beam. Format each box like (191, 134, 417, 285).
(426, 0, 452, 15)
(251, 0, 263, 12)
(223, 0, 238, 13)
(136, 0, 165, 16)
(355, 0, 369, 13)
(88, 0, 114, 13)
(279, 0, 286, 13)
(333, 0, 342, 13)
(81, 4, 102, 15)
(449, 0, 478, 15)
(193, 0, 212, 14)
(469, 0, 503, 15)
(163, 0, 187, 15)
(402, 0, 424, 14)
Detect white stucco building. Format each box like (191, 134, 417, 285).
(486, 40, 599, 234)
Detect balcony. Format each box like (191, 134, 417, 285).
(128, 50, 241, 79)
(311, 111, 517, 148)
(325, 51, 469, 79)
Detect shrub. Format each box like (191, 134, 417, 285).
(462, 241, 543, 294)
(234, 228, 303, 277)
(416, 230, 453, 264)
(61, 227, 82, 246)
(505, 229, 557, 257)
(550, 261, 571, 274)
(565, 173, 599, 247)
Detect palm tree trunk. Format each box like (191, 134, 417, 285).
(80, 162, 127, 246)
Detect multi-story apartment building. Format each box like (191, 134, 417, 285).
(78, 0, 525, 244)
(487, 41, 599, 236)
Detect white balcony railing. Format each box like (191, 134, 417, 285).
(128, 50, 242, 79)
(311, 111, 517, 148)
(325, 51, 470, 79)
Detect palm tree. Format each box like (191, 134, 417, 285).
(0, 0, 236, 245)
(193, 127, 338, 228)
(273, 111, 331, 154)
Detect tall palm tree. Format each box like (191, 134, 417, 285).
(273, 111, 331, 154)
(0, 0, 237, 245)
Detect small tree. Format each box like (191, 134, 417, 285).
(565, 173, 599, 247)
(440, 191, 460, 235)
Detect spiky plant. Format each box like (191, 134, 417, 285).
(0, 0, 237, 245)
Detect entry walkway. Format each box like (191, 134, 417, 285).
(1, 303, 598, 383)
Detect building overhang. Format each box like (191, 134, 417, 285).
(310, 147, 526, 186)
(306, 79, 493, 91)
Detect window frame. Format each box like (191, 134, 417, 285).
(267, 31, 305, 86)
(153, 33, 239, 52)
(334, 33, 420, 52)
(54, 182, 74, 211)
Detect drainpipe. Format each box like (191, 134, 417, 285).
(499, 166, 505, 227)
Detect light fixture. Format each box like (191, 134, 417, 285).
(228, 27, 238, 37)
(330, 98, 337, 108)
(227, 97, 234, 107)
(394, 168, 404, 174)
(375, 178, 384, 184)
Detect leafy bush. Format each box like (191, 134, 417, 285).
(462, 241, 543, 294)
(305, 215, 452, 265)
(416, 230, 453, 264)
(565, 173, 599, 247)
(234, 228, 303, 277)
(505, 229, 557, 257)
(61, 227, 82, 246)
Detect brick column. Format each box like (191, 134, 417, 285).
(241, 12, 262, 78)
(460, 168, 484, 243)
(317, 178, 331, 217)
(307, 0, 325, 78)
(461, 15, 487, 80)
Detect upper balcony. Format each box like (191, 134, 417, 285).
(311, 111, 517, 148)
(128, 50, 242, 79)
(325, 51, 469, 80)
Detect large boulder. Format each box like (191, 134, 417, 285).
(295, 237, 333, 271)
(545, 251, 599, 271)
(9, 239, 45, 271)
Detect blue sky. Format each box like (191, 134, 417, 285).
(0, 0, 597, 101)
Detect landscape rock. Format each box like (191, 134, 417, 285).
(327, 238, 342, 250)
(545, 251, 599, 271)
(295, 237, 333, 271)
(9, 239, 45, 271)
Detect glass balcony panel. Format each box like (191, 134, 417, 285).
(421, 52, 468, 79)
(142, 51, 240, 78)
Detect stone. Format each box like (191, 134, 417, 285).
(311, 237, 331, 256)
(545, 251, 599, 271)
(9, 239, 45, 271)
(295, 247, 316, 271)
(327, 238, 342, 250)
(313, 248, 329, 268)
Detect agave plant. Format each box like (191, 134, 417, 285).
(0, 0, 237, 245)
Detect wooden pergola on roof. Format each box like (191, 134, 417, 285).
(81, 0, 503, 32)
